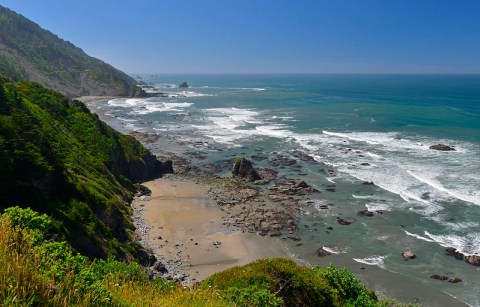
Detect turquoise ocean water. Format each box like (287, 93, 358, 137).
(89, 74, 480, 306)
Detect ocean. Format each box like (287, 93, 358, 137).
(87, 74, 480, 306)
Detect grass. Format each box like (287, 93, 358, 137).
(0, 207, 412, 306)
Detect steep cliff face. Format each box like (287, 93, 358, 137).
(0, 5, 137, 97)
(0, 77, 169, 260)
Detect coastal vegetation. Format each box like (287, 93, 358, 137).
(0, 5, 138, 97)
(1, 207, 405, 306)
(0, 75, 167, 261)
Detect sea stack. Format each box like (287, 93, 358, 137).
(178, 81, 189, 88)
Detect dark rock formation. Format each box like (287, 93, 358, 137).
(268, 179, 317, 200)
(431, 274, 448, 281)
(178, 81, 189, 88)
(255, 168, 278, 184)
(125, 154, 173, 183)
(135, 185, 152, 198)
(316, 247, 333, 257)
(429, 144, 456, 151)
(336, 218, 352, 225)
(448, 277, 462, 283)
(268, 156, 297, 167)
(232, 157, 261, 182)
(357, 210, 375, 217)
(152, 260, 168, 274)
(444, 247, 466, 260)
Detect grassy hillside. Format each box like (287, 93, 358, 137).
(0, 207, 406, 306)
(0, 76, 169, 261)
(0, 5, 137, 97)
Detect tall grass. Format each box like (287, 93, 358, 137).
(0, 216, 224, 306)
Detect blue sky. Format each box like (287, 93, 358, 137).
(1, 0, 480, 74)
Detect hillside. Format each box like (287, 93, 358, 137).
(0, 75, 171, 261)
(0, 207, 403, 306)
(0, 5, 137, 97)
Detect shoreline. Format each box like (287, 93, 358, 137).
(84, 95, 473, 306)
(132, 176, 292, 284)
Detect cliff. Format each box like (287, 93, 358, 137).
(0, 76, 170, 260)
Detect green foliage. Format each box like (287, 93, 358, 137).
(221, 285, 284, 307)
(0, 77, 159, 260)
(314, 265, 377, 306)
(203, 258, 341, 306)
(0, 208, 404, 306)
(2, 206, 52, 234)
(0, 5, 137, 97)
(0, 209, 221, 305)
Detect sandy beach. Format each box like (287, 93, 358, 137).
(132, 177, 291, 283)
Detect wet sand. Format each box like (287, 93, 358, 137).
(132, 177, 291, 283)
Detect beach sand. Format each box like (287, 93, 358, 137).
(132, 177, 291, 283)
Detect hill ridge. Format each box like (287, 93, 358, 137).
(0, 5, 137, 97)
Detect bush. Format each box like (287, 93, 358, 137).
(314, 265, 377, 306)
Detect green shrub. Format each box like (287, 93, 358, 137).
(314, 265, 377, 306)
(203, 258, 340, 306)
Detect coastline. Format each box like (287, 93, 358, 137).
(132, 176, 291, 284)
(83, 94, 475, 306)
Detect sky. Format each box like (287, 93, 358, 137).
(1, 0, 480, 74)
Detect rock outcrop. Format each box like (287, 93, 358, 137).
(465, 255, 480, 266)
(402, 251, 416, 260)
(316, 247, 333, 257)
(429, 144, 456, 151)
(178, 81, 189, 88)
(232, 157, 261, 182)
(444, 247, 466, 260)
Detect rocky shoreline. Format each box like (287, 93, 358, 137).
(127, 129, 479, 293)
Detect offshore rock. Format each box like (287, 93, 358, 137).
(358, 210, 375, 217)
(178, 81, 189, 88)
(316, 247, 333, 257)
(431, 274, 448, 281)
(465, 255, 480, 266)
(402, 251, 416, 260)
(429, 144, 456, 151)
(232, 157, 261, 182)
(336, 218, 352, 225)
(444, 247, 466, 260)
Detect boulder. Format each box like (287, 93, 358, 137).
(178, 81, 189, 88)
(336, 218, 352, 225)
(444, 247, 465, 260)
(299, 154, 315, 161)
(402, 251, 416, 260)
(448, 277, 462, 283)
(358, 210, 375, 217)
(232, 157, 261, 182)
(316, 247, 332, 257)
(429, 144, 456, 151)
(135, 185, 152, 198)
(152, 261, 168, 274)
(465, 255, 480, 266)
(255, 168, 278, 184)
(430, 274, 448, 281)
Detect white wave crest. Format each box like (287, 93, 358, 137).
(353, 255, 387, 268)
